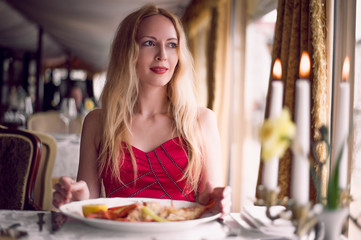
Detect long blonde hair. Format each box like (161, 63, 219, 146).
(99, 4, 204, 192)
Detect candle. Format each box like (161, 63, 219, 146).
(334, 56, 350, 189)
(262, 59, 283, 191)
(291, 51, 310, 205)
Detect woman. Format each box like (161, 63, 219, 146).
(53, 4, 231, 215)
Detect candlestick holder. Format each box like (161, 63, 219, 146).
(339, 187, 353, 208)
(255, 185, 288, 207)
(256, 117, 360, 237)
(254, 186, 321, 237)
(285, 200, 321, 237)
(254, 185, 288, 221)
(338, 187, 361, 233)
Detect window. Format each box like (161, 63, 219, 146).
(349, 1, 361, 238)
(241, 9, 277, 206)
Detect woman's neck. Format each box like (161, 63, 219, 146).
(136, 86, 169, 116)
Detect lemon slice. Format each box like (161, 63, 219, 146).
(82, 204, 108, 217)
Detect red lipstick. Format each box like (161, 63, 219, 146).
(150, 66, 168, 74)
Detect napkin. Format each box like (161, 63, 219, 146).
(231, 205, 296, 239)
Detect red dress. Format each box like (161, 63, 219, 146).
(101, 137, 197, 202)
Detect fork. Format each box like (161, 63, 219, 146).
(217, 218, 239, 237)
(242, 208, 267, 229)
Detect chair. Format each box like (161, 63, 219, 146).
(25, 129, 57, 211)
(0, 127, 42, 210)
(27, 110, 83, 134)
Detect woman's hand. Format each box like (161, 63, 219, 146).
(199, 186, 232, 217)
(52, 176, 90, 208)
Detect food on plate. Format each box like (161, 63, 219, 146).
(83, 201, 215, 222)
(82, 204, 108, 217)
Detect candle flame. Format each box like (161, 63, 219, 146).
(342, 56, 350, 81)
(272, 59, 282, 79)
(299, 51, 311, 78)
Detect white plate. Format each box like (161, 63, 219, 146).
(60, 197, 221, 232)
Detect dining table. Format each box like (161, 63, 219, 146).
(0, 204, 328, 240)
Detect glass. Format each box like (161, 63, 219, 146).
(60, 98, 77, 134)
(24, 96, 33, 117)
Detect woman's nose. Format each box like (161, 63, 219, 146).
(155, 46, 167, 61)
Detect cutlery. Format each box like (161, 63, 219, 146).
(242, 208, 267, 228)
(6, 223, 21, 229)
(240, 210, 295, 238)
(51, 211, 67, 233)
(0, 223, 28, 239)
(240, 213, 259, 229)
(37, 213, 45, 231)
(216, 217, 239, 237)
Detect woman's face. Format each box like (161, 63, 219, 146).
(136, 14, 179, 87)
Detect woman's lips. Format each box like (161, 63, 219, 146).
(150, 66, 168, 74)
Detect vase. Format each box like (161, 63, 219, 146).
(317, 207, 349, 240)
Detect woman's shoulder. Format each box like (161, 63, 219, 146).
(84, 108, 102, 122)
(83, 108, 102, 131)
(82, 108, 102, 146)
(197, 107, 217, 127)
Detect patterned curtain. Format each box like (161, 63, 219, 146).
(257, 0, 329, 203)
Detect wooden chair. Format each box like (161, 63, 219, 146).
(26, 130, 57, 210)
(0, 127, 42, 210)
(27, 110, 83, 134)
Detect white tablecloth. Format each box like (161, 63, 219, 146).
(50, 133, 81, 179)
(0, 207, 333, 240)
(0, 210, 231, 240)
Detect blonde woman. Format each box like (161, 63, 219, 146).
(53, 4, 231, 215)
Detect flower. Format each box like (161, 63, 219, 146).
(84, 98, 95, 111)
(259, 108, 296, 161)
(326, 139, 345, 210)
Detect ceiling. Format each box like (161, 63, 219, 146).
(0, 0, 277, 73)
(0, 0, 191, 72)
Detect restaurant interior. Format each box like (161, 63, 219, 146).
(0, 0, 360, 239)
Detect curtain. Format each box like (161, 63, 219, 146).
(182, 0, 233, 187)
(257, 0, 329, 203)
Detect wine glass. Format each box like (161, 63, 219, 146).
(60, 98, 78, 134)
(24, 96, 33, 117)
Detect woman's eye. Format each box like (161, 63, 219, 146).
(143, 40, 155, 46)
(168, 42, 178, 48)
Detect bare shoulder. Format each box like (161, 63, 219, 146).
(197, 107, 217, 128)
(83, 108, 102, 125)
(81, 108, 102, 146)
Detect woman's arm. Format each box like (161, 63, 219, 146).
(198, 107, 224, 187)
(197, 107, 231, 215)
(77, 108, 103, 198)
(53, 109, 102, 208)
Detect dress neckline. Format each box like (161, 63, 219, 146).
(129, 136, 181, 154)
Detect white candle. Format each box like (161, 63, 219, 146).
(334, 57, 350, 190)
(292, 80, 310, 205)
(291, 52, 310, 205)
(262, 81, 284, 190)
(262, 59, 283, 191)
